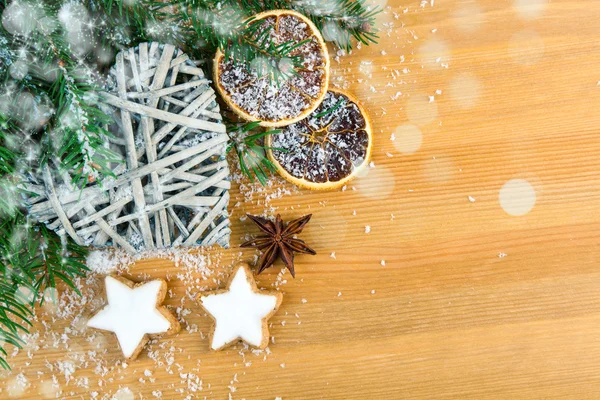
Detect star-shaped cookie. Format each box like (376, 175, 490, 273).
(199, 264, 283, 350)
(87, 275, 180, 360)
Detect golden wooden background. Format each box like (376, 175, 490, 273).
(4, 0, 600, 398)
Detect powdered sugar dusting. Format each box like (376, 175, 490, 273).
(86, 246, 211, 276)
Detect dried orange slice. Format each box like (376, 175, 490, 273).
(213, 10, 330, 127)
(266, 90, 372, 190)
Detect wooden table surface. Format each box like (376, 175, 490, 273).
(5, 0, 600, 398)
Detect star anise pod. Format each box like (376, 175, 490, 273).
(241, 214, 316, 278)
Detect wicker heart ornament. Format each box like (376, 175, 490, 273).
(25, 42, 231, 252)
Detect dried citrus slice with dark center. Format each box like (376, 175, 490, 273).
(213, 10, 330, 127)
(266, 90, 372, 190)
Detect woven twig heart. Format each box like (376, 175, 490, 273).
(25, 42, 231, 252)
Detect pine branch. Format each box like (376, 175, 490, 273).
(92, 0, 181, 48)
(292, 0, 380, 50)
(0, 211, 88, 370)
(0, 0, 122, 187)
(0, 2, 92, 367)
(227, 121, 282, 185)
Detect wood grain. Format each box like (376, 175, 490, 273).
(5, 0, 600, 398)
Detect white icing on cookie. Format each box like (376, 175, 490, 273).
(201, 266, 279, 350)
(87, 276, 171, 358)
